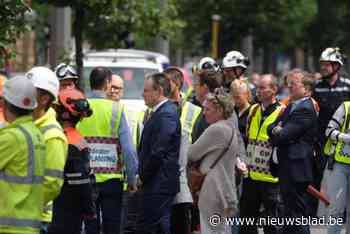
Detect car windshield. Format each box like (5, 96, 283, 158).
(83, 67, 158, 99)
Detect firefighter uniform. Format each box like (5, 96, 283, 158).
(48, 127, 95, 234)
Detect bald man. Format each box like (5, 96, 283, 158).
(108, 74, 124, 101)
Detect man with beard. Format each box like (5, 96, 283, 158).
(314, 48, 349, 145)
(221, 50, 250, 93)
(312, 47, 350, 215)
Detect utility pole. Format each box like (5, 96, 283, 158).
(154, 0, 169, 57)
(241, 31, 254, 75)
(211, 14, 221, 59)
(49, 6, 72, 69)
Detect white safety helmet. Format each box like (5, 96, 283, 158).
(198, 57, 220, 72)
(3, 76, 37, 110)
(26, 66, 59, 99)
(319, 47, 344, 66)
(222, 50, 249, 69)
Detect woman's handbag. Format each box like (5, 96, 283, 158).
(188, 129, 234, 203)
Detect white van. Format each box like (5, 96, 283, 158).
(82, 49, 167, 130)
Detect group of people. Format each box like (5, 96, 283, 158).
(183, 47, 350, 234)
(0, 46, 350, 234)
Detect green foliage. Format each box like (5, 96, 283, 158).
(310, 0, 350, 56)
(178, 0, 318, 56)
(38, 0, 184, 49)
(0, 0, 31, 45)
(84, 0, 185, 49)
(0, 0, 32, 66)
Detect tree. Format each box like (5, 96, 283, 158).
(309, 0, 350, 71)
(35, 0, 118, 86)
(36, 0, 184, 87)
(0, 0, 32, 70)
(84, 0, 184, 50)
(177, 0, 317, 72)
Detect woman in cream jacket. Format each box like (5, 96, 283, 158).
(188, 89, 246, 234)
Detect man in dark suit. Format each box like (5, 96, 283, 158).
(136, 73, 181, 234)
(268, 69, 318, 234)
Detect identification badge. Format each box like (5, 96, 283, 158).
(247, 140, 273, 171)
(85, 137, 121, 173)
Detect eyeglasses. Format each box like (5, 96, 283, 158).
(56, 65, 78, 79)
(111, 85, 124, 92)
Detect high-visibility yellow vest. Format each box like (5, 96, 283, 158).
(0, 116, 46, 234)
(331, 102, 350, 164)
(175, 101, 201, 204)
(246, 103, 283, 183)
(77, 99, 124, 183)
(180, 101, 201, 144)
(324, 102, 349, 158)
(133, 101, 201, 147)
(35, 108, 68, 222)
(182, 87, 193, 103)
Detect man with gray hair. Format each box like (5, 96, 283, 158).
(107, 74, 124, 102)
(240, 74, 284, 234)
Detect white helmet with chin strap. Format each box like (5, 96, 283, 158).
(222, 50, 250, 69)
(319, 47, 344, 66)
(198, 57, 220, 72)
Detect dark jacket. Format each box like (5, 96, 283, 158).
(312, 77, 350, 144)
(191, 111, 209, 143)
(53, 127, 95, 217)
(138, 100, 181, 195)
(267, 97, 318, 183)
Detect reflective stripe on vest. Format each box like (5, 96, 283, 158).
(0, 126, 43, 184)
(111, 102, 120, 137)
(41, 124, 62, 135)
(0, 217, 41, 229)
(334, 101, 350, 164)
(246, 104, 282, 183)
(180, 102, 201, 144)
(0, 125, 43, 230)
(41, 124, 64, 180)
(85, 101, 123, 175)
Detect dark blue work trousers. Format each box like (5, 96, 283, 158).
(85, 178, 124, 234)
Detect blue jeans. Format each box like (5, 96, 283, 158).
(85, 179, 123, 234)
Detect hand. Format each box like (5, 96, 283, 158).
(272, 122, 283, 135)
(342, 133, 350, 143)
(236, 157, 248, 174)
(136, 175, 143, 189)
(128, 184, 138, 193)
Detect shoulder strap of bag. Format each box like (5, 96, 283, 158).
(209, 128, 235, 169)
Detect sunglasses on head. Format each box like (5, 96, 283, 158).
(213, 89, 225, 109)
(56, 65, 78, 78)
